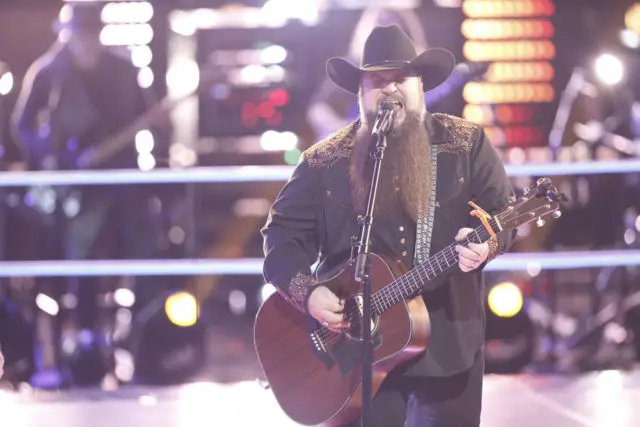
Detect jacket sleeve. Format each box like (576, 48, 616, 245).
(11, 63, 50, 165)
(468, 128, 517, 265)
(261, 156, 322, 313)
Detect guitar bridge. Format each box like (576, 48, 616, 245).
(309, 330, 334, 369)
(310, 331, 326, 353)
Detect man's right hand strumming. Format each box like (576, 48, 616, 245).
(307, 286, 350, 333)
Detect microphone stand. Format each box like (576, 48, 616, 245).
(354, 105, 394, 427)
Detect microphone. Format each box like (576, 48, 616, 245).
(371, 101, 397, 137)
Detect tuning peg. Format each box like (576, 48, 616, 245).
(508, 196, 516, 203)
(536, 217, 546, 227)
(552, 210, 562, 219)
(537, 177, 551, 186)
(522, 186, 531, 195)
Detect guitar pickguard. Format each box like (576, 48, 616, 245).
(332, 329, 382, 377)
(308, 294, 383, 377)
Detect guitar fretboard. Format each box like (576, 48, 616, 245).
(372, 218, 499, 314)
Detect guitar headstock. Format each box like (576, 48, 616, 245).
(496, 177, 569, 230)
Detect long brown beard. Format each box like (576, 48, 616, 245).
(349, 111, 432, 221)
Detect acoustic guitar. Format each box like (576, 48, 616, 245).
(254, 177, 567, 426)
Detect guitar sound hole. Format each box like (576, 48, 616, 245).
(343, 293, 380, 342)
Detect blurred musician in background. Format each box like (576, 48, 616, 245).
(0, 344, 4, 380)
(11, 2, 160, 388)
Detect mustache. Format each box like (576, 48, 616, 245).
(377, 94, 404, 109)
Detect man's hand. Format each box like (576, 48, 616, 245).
(307, 286, 350, 333)
(454, 227, 490, 272)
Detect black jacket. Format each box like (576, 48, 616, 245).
(261, 112, 517, 377)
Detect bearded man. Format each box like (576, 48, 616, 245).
(260, 25, 517, 427)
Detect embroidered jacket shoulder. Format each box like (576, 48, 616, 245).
(432, 113, 481, 155)
(302, 120, 360, 168)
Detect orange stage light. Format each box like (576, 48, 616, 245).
(463, 0, 555, 19)
(464, 40, 556, 61)
(461, 19, 554, 40)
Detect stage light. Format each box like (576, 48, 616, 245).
(270, 88, 290, 106)
(229, 290, 247, 316)
(132, 290, 206, 385)
(261, 0, 320, 26)
(462, 0, 556, 150)
(135, 129, 154, 154)
(114, 289, 136, 308)
(620, 29, 640, 50)
(259, 283, 277, 305)
(463, 105, 494, 124)
(165, 291, 199, 327)
(625, 3, 640, 35)
(463, 40, 555, 62)
(101, 1, 154, 24)
(495, 105, 535, 124)
(35, 293, 59, 317)
(0, 70, 13, 96)
(260, 45, 287, 64)
(137, 153, 156, 171)
(594, 53, 624, 86)
(166, 58, 200, 97)
(484, 280, 535, 373)
(463, 0, 555, 18)
(488, 282, 524, 318)
(463, 82, 554, 104)
(100, 23, 154, 46)
(465, 105, 538, 126)
(484, 125, 543, 146)
(485, 62, 554, 82)
(137, 67, 154, 89)
(461, 19, 554, 39)
(232, 198, 272, 218)
(260, 130, 298, 151)
(284, 148, 301, 165)
(130, 45, 153, 68)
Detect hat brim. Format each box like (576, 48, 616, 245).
(326, 48, 456, 95)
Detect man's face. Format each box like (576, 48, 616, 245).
(359, 68, 425, 131)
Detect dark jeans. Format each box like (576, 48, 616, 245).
(345, 352, 484, 427)
(65, 188, 159, 331)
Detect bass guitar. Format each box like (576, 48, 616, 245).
(254, 177, 567, 426)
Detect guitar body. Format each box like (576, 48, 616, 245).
(254, 253, 431, 426)
(255, 177, 568, 425)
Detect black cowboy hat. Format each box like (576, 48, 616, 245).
(53, 2, 103, 33)
(326, 25, 456, 95)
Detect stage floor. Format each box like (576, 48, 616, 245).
(0, 369, 639, 427)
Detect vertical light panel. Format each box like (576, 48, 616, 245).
(100, 1, 157, 170)
(461, 0, 556, 148)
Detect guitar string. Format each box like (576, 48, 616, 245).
(312, 197, 539, 344)
(313, 233, 487, 343)
(312, 209, 521, 343)
(313, 220, 505, 342)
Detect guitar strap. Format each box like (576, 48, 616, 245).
(413, 143, 439, 267)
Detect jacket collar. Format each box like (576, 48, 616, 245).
(425, 111, 455, 144)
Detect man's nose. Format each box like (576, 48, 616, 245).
(381, 81, 398, 95)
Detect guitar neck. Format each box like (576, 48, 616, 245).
(373, 218, 501, 314)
